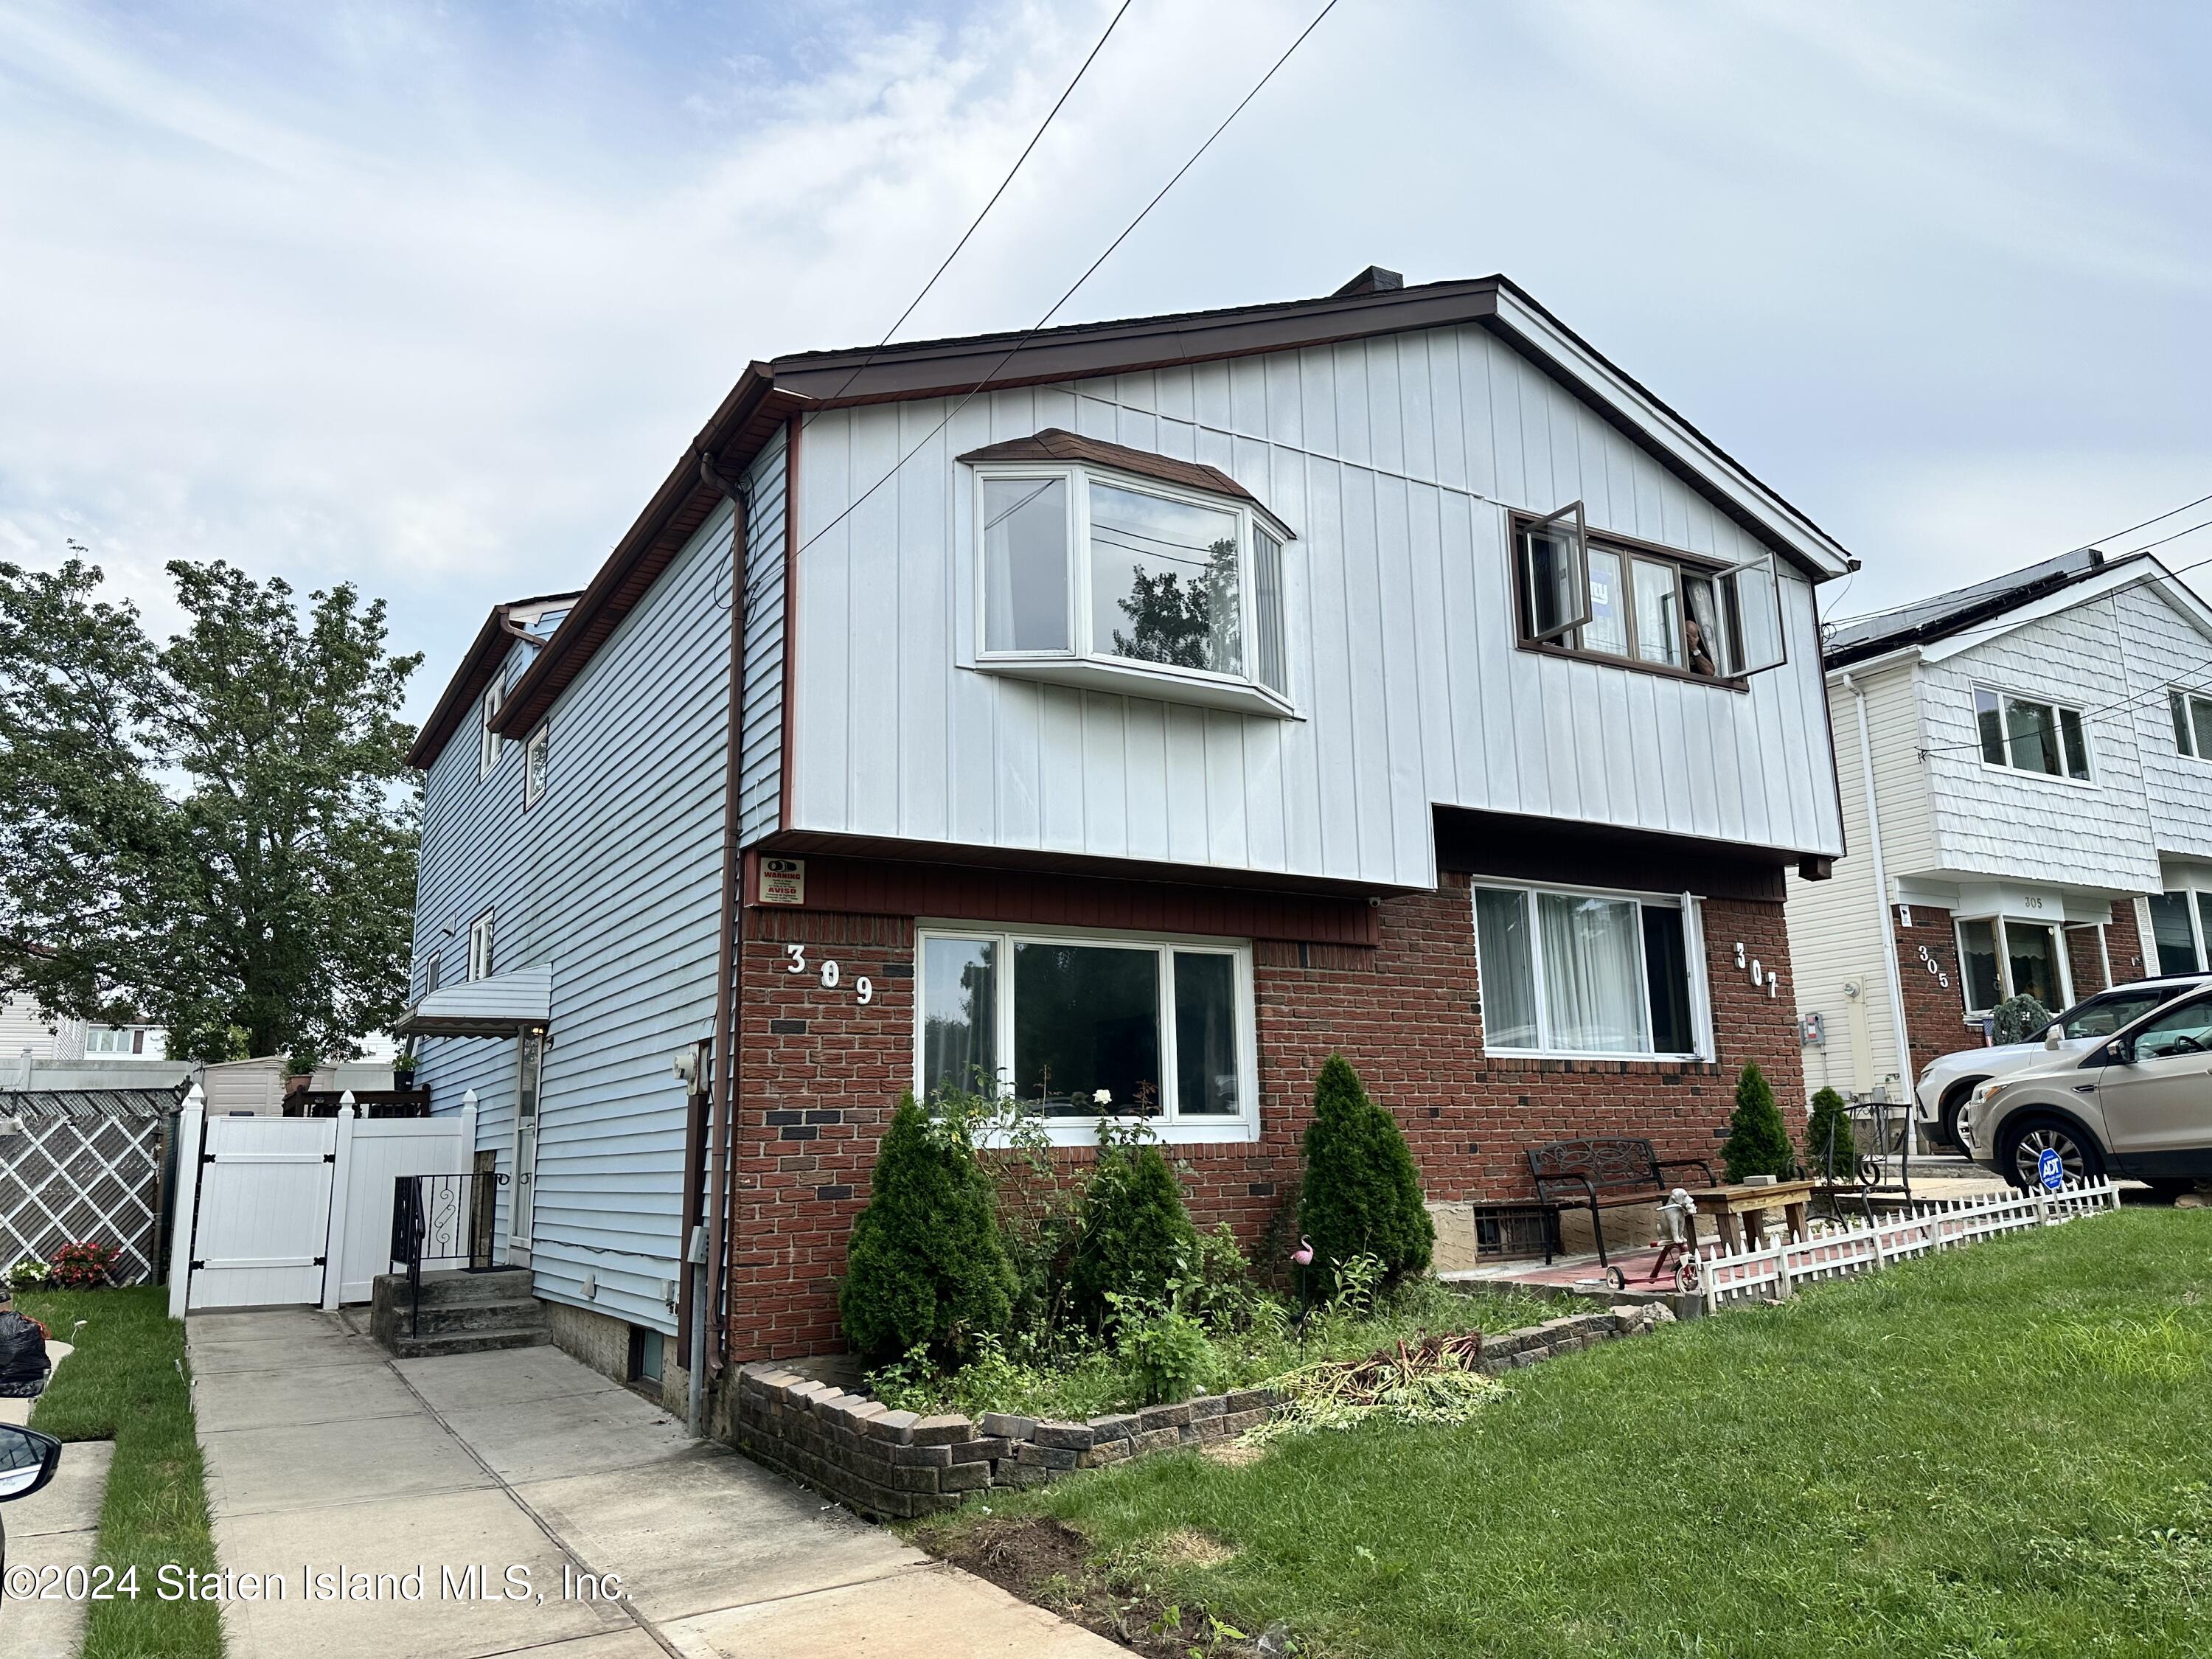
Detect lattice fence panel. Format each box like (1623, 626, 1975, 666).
(0, 1112, 168, 1285)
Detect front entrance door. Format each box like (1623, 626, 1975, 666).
(507, 1029, 545, 1263)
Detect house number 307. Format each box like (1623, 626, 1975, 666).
(784, 943, 873, 1004)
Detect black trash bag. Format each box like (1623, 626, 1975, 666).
(0, 1310, 51, 1399)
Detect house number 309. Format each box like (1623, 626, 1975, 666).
(784, 944, 872, 1005)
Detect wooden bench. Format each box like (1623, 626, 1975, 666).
(1527, 1137, 1717, 1267)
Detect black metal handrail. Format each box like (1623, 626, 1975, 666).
(389, 1172, 508, 1337)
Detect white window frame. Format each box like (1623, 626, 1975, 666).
(2171, 689, 2212, 762)
(1952, 911, 2075, 1019)
(912, 922, 1260, 1145)
(479, 678, 505, 781)
(523, 723, 550, 810)
(1972, 684, 2093, 785)
(1470, 880, 1712, 1062)
(2143, 888, 2212, 977)
(968, 461, 1295, 717)
(467, 908, 495, 982)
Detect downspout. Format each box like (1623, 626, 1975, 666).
(694, 455, 750, 1439)
(1845, 672, 1913, 1195)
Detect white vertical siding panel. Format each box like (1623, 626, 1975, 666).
(899, 400, 950, 843)
(1164, 703, 1211, 866)
(845, 405, 902, 837)
(1124, 698, 1170, 863)
(1405, 481, 1459, 804)
(1038, 686, 1086, 850)
(1082, 694, 1129, 858)
(1203, 710, 1249, 868)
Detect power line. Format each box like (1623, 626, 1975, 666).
(802, 1, 1135, 420)
(786, 0, 1346, 568)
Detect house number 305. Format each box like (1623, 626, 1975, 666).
(784, 943, 873, 1004)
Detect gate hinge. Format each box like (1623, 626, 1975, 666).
(313, 1256, 327, 1267)
(202, 1152, 216, 1164)
(323, 1152, 336, 1163)
(189, 1259, 205, 1270)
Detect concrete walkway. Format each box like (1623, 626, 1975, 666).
(4, 1341, 111, 1659)
(189, 1308, 1115, 1658)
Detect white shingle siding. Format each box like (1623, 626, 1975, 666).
(1922, 597, 2161, 892)
(787, 323, 1844, 887)
(412, 503, 736, 1335)
(2113, 581, 2212, 863)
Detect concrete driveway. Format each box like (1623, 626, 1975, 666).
(189, 1308, 1113, 1658)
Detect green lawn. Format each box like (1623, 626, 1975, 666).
(919, 1210, 2212, 1658)
(21, 1286, 223, 1659)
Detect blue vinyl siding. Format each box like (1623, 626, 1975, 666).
(412, 500, 737, 1334)
(737, 432, 785, 846)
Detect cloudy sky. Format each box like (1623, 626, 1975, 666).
(3, 0, 2208, 717)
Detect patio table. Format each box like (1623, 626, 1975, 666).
(1680, 1180, 1816, 1253)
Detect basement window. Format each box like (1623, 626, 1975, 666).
(966, 456, 1295, 716)
(914, 925, 1257, 1143)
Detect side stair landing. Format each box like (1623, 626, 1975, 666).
(369, 1267, 549, 1359)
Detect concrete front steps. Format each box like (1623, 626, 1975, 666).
(369, 1267, 550, 1359)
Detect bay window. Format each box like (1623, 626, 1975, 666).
(1973, 688, 2090, 781)
(965, 437, 1295, 714)
(916, 926, 1258, 1140)
(1513, 501, 1785, 681)
(1472, 883, 1706, 1058)
(1955, 915, 2068, 1016)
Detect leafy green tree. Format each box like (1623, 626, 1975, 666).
(1721, 1062, 1797, 1181)
(841, 1095, 1017, 1362)
(1068, 1123, 1198, 1329)
(1297, 1054, 1433, 1297)
(0, 556, 420, 1067)
(1803, 1086, 1857, 1181)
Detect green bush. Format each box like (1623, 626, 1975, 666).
(1068, 1123, 1198, 1329)
(840, 1093, 1018, 1363)
(1107, 1293, 1219, 1405)
(1297, 1054, 1433, 1298)
(1804, 1086, 1857, 1180)
(1721, 1061, 1797, 1181)
(1992, 994, 2052, 1046)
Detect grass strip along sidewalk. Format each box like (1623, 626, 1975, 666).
(21, 1285, 223, 1659)
(916, 1209, 2212, 1658)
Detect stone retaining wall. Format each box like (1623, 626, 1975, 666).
(733, 1304, 1668, 1520)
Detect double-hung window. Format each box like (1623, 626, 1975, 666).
(914, 925, 1258, 1141)
(2171, 690, 2212, 761)
(1472, 884, 1705, 1059)
(467, 910, 495, 981)
(1514, 503, 1785, 682)
(1974, 688, 2090, 781)
(1954, 915, 2068, 1016)
(479, 678, 505, 780)
(964, 434, 1295, 715)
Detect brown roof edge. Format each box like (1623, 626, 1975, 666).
(487, 367, 809, 740)
(956, 429, 1293, 534)
(406, 607, 521, 771)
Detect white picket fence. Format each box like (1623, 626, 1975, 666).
(1695, 1179, 2122, 1313)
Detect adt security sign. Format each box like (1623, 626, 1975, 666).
(2037, 1147, 2066, 1191)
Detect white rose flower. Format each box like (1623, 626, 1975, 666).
(1093, 1088, 1113, 1106)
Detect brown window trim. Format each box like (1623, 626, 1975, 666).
(1506, 510, 1752, 693)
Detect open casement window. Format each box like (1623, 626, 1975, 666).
(1955, 915, 2070, 1018)
(1717, 549, 1787, 676)
(1472, 883, 1708, 1059)
(914, 926, 1259, 1142)
(971, 460, 1294, 714)
(1517, 501, 1590, 644)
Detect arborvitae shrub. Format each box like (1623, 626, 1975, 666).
(1721, 1062, 1797, 1181)
(1804, 1085, 1856, 1180)
(1069, 1132, 1198, 1329)
(839, 1093, 1017, 1363)
(1296, 1054, 1434, 1297)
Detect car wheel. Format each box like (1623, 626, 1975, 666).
(1999, 1116, 2104, 1192)
(1940, 1082, 1986, 1152)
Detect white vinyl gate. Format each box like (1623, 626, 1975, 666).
(165, 1088, 474, 1315)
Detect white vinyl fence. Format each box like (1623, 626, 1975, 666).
(1696, 1179, 2122, 1313)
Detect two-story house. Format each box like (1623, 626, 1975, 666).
(398, 269, 1852, 1397)
(1786, 547, 2212, 1143)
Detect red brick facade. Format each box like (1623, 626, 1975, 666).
(723, 864, 1806, 1362)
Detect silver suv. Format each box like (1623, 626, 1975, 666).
(1914, 974, 2212, 1150)
(1961, 986, 2212, 1194)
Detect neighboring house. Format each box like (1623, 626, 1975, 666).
(0, 993, 188, 1092)
(1785, 547, 2212, 1116)
(399, 268, 1851, 1389)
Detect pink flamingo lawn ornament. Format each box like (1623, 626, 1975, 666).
(1290, 1237, 1314, 1266)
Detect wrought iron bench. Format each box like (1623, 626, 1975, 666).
(1527, 1137, 1716, 1267)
